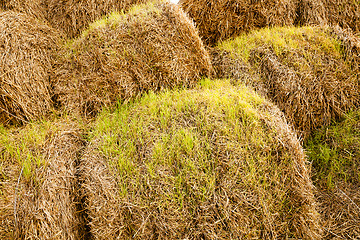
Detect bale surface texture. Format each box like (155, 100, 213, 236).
(214, 26, 360, 137)
(323, 0, 360, 33)
(0, 11, 60, 125)
(0, 121, 86, 239)
(45, 0, 150, 38)
(81, 79, 321, 239)
(0, 0, 45, 19)
(306, 110, 360, 239)
(54, 1, 212, 116)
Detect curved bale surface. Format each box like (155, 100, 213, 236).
(80, 79, 321, 239)
(306, 110, 360, 239)
(0, 11, 61, 126)
(45, 0, 150, 38)
(54, 1, 212, 117)
(180, 0, 297, 45)
(214, 26, 360, 137)
(0, 121, 86, 239)
(0, 0, 45, 19)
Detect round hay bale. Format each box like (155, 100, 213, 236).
(0, 11, 61, 125)
(80, 79, 321, 239)
(54, 1, 212, 117)
(322, 0, 360, 33)
(0, 121, 87, 239)
(0, 0, 45, 19)
(214, 26, 360, 137)
(45, 0, 150, 38)
(180, 0, 298, 45)
(306, 110, 360, 239)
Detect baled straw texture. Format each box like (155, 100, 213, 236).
(54, 1, 212, 117)
(0, 11, 61, 125)
(45, 0, 150, 38)
(294, 0, 327, 26)
(180, 0, 297, 45)
(323, 0, 360, 33)
(328, 25, 360, 70)
(80, 80, 321, 239)
(214, 26, 360, 137)
(0, 0, 45, 19)
(0, 121, 86, 239)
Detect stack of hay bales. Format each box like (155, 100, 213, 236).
(54, 1, 212, 116)
(306, 110, 360, 239)
(0, 121, 86, 239)
(180, 0, 298, 45)
(80, 79, 322, 239)
(45, 0, 150, 38)
(214, 26, 360, 137)
(0, 11, 61, 125)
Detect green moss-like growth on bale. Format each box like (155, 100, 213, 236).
(0, 120, 86, 239)
(80, 79, 321, 239)
(0, 11, 61, 126)
(214, 26, 359, 137)
(306, 111, 360, 239)
(45, 0, 150, 38)
(54, 1, 212, 117)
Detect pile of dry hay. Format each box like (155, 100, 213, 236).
(214, 26, 360, 137)
(0, 121, 87, 239)
(306, 110, 360, 239)
(45, 0, 150, 38)
(0, 11, 61, 126)
(80, 79, 321, 239)
(54, 1, 212, 117)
